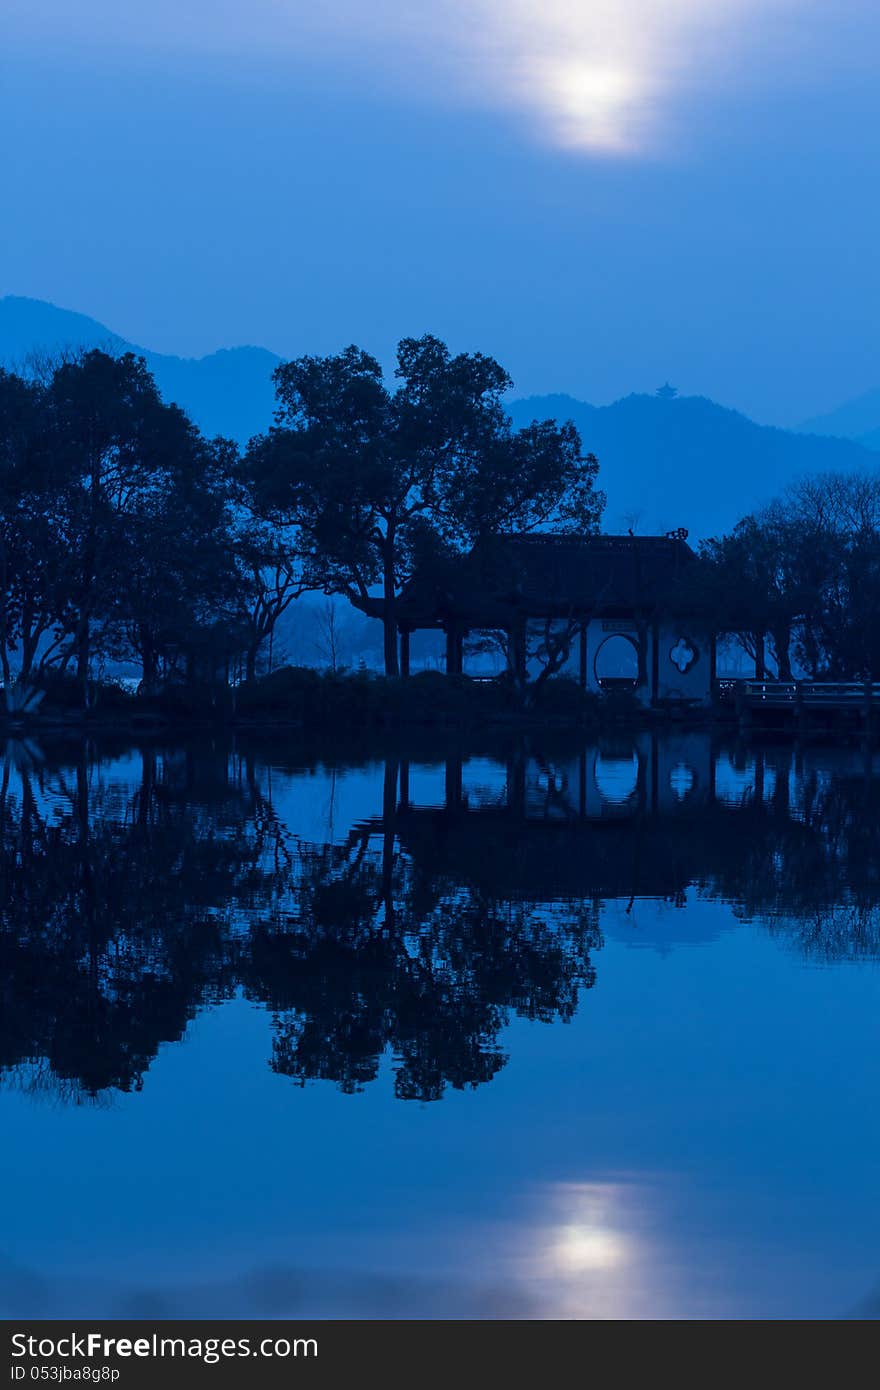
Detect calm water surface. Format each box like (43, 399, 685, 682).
(1, 731, 879, 1319)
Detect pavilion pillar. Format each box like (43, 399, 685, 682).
(381, 757, 399, 920)
(651, 619, 660, 703)
(445, 626, 463, 676)
(511, 620, 527, 684)
(508, 751, 526, 817)
(579, 622, 588, 689)
(637, 619, 648, 688)
(399, 629, 411, 678)
(650, 732, 659, 814)
(445, 753, 463, 811)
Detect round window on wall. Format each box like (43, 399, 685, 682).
(594, 633, 640, 690)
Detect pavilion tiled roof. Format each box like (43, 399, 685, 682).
(398, 533, 696, 626)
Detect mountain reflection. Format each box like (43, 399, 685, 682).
(1, 734, 878, 1102)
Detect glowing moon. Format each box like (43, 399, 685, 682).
(9, 0, 812, 156)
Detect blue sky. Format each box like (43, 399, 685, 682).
(3, 1, 879, 424)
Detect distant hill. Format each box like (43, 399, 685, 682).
(508, 392, 878, 538)
(798, 387, 880, 451)
(3, 297, 878, 537)
(0, 296, 280, 444)
(860, 426, 880, 451)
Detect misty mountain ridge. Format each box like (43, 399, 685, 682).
(798, 386, 880, 450)
(2, 295, 877, 538)
(0, 295, 280, 445)
(509, 391, 876, 537)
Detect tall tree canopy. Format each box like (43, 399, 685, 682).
(45, 351, 206, 697)
(698, 470, 880, 680)
(0, 351, 246, 702)
(0, 369, 63, 690)
(244, 335, 603, 674)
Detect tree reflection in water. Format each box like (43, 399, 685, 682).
(1, 735, 878, 1103)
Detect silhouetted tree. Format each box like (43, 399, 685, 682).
(0, 370, 66, 692)
(700, 472, 880, 680)
(112, 436, 241, 691)
(697, 510, 809, 678)
(312, 598, 347, 673)
(232, 518, 304, 682)
(244, 336, 603, 675)
(786, 471, 880, 679)
(44, 351, 216, 703)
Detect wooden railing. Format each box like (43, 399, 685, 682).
(717, 679, 880, 709)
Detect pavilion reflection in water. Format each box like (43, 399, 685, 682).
(364, 736, 879, 906)
(365, 735, 712, 904)
(417, 733, 713, 820)
(2, 734, 879, 1102)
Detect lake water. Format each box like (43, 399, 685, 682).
(1, 730, 879, 1320)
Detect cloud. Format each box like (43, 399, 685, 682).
(7, 0, 825, 154)
(391, 0, 810, 153)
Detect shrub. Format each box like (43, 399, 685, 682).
(530, 675, 601, 720)
(28, 670, 135, 714)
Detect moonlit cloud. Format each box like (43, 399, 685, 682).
(519, 58, 649, 153)
(9, 0, 817, 155)
(422, 0, 809, 153)
(309, 0, 813, 154)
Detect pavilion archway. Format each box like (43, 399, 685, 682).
(593, 632, 642, 691)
